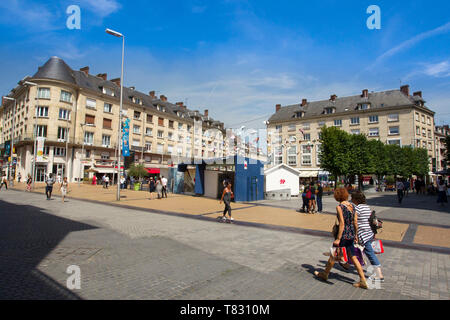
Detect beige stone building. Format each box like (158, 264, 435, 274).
(434, 125, 449, 173)
(0, 56, 228, 183)
(266, 85, 437, 181)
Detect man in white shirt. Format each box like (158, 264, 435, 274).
(105, 175, 110, 189)
(161, 176, 168, 198)
(396, 179, 404, 204)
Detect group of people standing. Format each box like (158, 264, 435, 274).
(314, 187, 384, 289)
(300, 182, 323, 213)
(148, 176, 168, 200)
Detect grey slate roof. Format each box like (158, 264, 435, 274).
(268, 90, 431, 123)
(32, 57, 223, 127)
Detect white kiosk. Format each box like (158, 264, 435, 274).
(264, 164, 300, 197)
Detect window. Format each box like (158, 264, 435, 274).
(85, 114, 95, 125)
(157, 143, 163, 153)
(36, 125, 47, 137)
(428, 142, 432, 150)
(147, 114, 153, 123)
(168, 132, 174, 140)
(275, 125, 282, 131)
(38, 88, 50, 99)
(101, 153, 110, 160)
(422, 141, 426, 148)
(303, 123, 310, 130)
(350, 117, 360, 125)
(177, 146, 183, 156)
(351, 129, 360, 135)
(324, 107, 335, 114)
(178, 123, 183, 130)
(333, 119, 342, 127)
(104, 103, 112, 113)
(369, 128, 379, 136)
(102, 135, 111, 147)
(416, 126, 420, 135)
(84, 132, 93, 145)
(187, 125, 192, 131)
(103, 87, 115, 96)
(288, 124, 296, 131)
(133, 125, 140, 134)
(287, 146, 297, 166)
(86, 98, 96, 109)
(103, 118, 112, 129)
(158, 117, 164, 126)
(318, 121, 325, 127)
(274, 147, 282, 165)
(389, 126, 399, 135)
(54, 147, 66, 157)
(134, 97, 141, 105)
(295, 112, 304, 118)
(132, 139, 140, 147)
(43, 146, 50, 156)
(169, 120, 174, 128)
(168, 145, 173, 154)
(369, 115, 378, 123)
(134, 111, 141, 120)
(422, 128, 426, 137)
(59, 108, 70, 120)
(57, 127, 68, 141)
(157, 130, 164, 138)
(358, 103, 370, 110)
(303, 133, 311, 141)
(421, 115, 425, 123)
(415, 113, 419, 121)
(289, 135, 296, 143)
(427, 117, 431, 125)
(428, 129, 431, 138)
(301, 144, 312, 165)
(145, 142, 152, 152)
(388, 139, 401, 146)
(145, 128, 152, 136)
(60, 90, 72, 103)
(85, 150, 91, 158)
(388, 114, 399, 122)
(316, 144, 322, 165)
(36, 106, 48, 117)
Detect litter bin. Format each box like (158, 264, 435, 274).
(134, 183, 141, 191)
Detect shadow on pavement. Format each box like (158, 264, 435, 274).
(365, 193, 450, 214)
(0, 199, 98, 299)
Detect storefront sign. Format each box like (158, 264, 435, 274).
(36, 137, 46, 162)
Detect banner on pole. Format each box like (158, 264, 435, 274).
(122, 118, 130, 157)
(36, 137, 46, 162)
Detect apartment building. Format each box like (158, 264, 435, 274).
(266, 85, 437, 180)
(435, 125, 449, 173)
(0, 56, 226, 182)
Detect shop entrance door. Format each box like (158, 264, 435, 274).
(36, 165, 47, 182)
(217, 172, 234, 200)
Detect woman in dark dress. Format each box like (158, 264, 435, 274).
(149, 177, 156, 200)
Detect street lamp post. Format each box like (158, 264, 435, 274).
(106, 28, 125, 201)
(23, 81, 38, 188)
(78, 123, 87, 187)
(3, 96, 16, 186)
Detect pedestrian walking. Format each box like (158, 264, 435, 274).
(161, 175, 168, 198)
(149, 177, 156, 199)
(437, 179, 448, 206)
(102, 174, 106, 188)
(60, 177, 69, 203)
(396, 179, 404, 204)
(0, 175, 8, 190)
(316, 182, 323, 213)
(351, 191, 385, 283)
(18, 173, 22, 183)
(220, 182, 234, 221)
(104, 175, 110, 189)
(156, 177, 163, 199)
(92, 175, 97, 185)
(26, 174, 32, 192)
(314, 187, 368, 289)
(309, 182, 317, 213)
(403, 180, 409, 197)
(45, 173, 55, 200)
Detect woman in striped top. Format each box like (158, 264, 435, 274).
(351, 191, 384, 282)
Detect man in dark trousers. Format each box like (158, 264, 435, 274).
(316, 182, 324, 213)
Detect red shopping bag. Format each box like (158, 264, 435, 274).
(371, 239, 384, 254)
(330, 246, 348, 263)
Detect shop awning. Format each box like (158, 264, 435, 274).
(299, 170, 319, 178)
(146, 168, 160, 174)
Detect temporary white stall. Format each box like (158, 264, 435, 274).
(264, 164, 300, 196)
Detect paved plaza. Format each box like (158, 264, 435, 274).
(0, 187, 449, 300)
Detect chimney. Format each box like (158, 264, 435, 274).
(111, 78, 121, 87)
(301, 99, 307, 106)
(97, 73, 107, 80)
(160, 95, 167, 102)
(276, 104, 281, 112)
(400, 85, 410, 96)
(204, 109, 209, 117)
(80, 66, 89, 75)
(362, 89, 368, 98)
(330, 94, 337, 101)
(149, 91, 156, 98)
(413, 91, 422, 98)
(129, 86, 135, 91)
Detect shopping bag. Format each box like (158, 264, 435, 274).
(349, 245, 365, 266)
(330, 246, 348, 263)
(371, 239, 384, 254)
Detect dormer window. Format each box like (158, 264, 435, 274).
(102, 87, 115, 96)
(357, 103, 370, 110)
(133, 97, 142, 105)
(324, 107, 335, 114)
(295, 111, 304, 118)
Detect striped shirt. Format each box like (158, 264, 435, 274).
(355, 204, 374, 245)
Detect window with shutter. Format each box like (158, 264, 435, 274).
(103, 118, 112, 129)
(85, 115, 95, 125)
(158, 117, 164, 126)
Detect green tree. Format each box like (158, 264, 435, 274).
(127, 164, 149, 179)
(412, 148, 429, 177)
(318, 126, 352, 188)
(348, 134, 374, 190)
(367, 139, 388, 190)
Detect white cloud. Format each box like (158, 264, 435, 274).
(78, 0, 121, 18)
(423, 61, 450, 77)
(0, 0, 58, 31)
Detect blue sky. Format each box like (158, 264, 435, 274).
(1, 0, 449, 128)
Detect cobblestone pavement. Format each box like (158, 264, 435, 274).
(0, 189, 448, 300)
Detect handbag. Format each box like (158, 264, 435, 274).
(371, 239, 384, 254)
(330, 246, 348, 263)
(349, 244, 365, 266)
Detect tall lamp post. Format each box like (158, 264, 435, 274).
(23, 81, 38, 188)
(106, 28, 125, 201)
(78, 123, 87, 187)
(3, 96, 16, 186)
